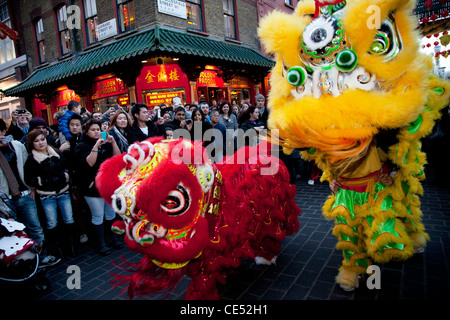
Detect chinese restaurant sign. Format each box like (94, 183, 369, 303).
(197, 70, 224, 87)
(144, 90, 184, 107)
(92, 77, 128, 100)
(142, 64, 188, 87)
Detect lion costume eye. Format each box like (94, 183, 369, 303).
(368, 13, 402, 61)
(160, 185, 190, 216)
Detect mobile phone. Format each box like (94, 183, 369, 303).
(16, 109, 27, 114)
(185, 119, 192, 125)
(2, 135, 13, 144)
(157, 108, 161, 118)
(101, 132, 107, 141)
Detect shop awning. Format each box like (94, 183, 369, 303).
(3, 25, 274, 97)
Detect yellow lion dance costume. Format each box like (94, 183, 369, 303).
(258, 0, 450, 291)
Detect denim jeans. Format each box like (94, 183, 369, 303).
(6, 194, 45, 244)
(84, 196, 116, 226)
(41, 193, 74, 230)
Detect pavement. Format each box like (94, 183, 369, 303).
(2, 176, 449, 305)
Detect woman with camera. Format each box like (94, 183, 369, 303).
(74, 119, 122, 256)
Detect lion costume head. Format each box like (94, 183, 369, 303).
(258, 0, 450, 172)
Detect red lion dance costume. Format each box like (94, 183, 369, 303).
(96, 137, 300, 299)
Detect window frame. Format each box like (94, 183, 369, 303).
(55, 4, 72, 56)
(223, 0, 238, 40)
(0, 2, 16, 64)
(116, 0, 135, 33)
(83, 0, 98, 45)
(186, 0, 205, 33)
(34, 17, 46, 64)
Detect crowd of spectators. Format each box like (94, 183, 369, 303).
(0, 94, 288, 269)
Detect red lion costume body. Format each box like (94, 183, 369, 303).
(96, 137, 300, 299)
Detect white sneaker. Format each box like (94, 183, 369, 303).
(308, 180, 315, 185)
(39, 255, 61, 268)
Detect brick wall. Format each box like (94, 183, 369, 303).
(18, 0, 264, 71)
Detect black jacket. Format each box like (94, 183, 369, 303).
(61, 133, 83, 185)
(24, 148, 69, 196)
(74, 135, 113, 197)
(127, 120, 165, 144)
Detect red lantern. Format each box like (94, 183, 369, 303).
(435, 52, 440, 57)
(425, 0, 433, 9)
(434, 41, 439, 45)
(423, 16, 430, 24)
(431, 13, 438, 21)
(441, 10, 449, 18)
(427, 43, 432, 47)
(434, 33, 441, 37)
(444, 31, 449, 35)
(438, 0, 447, 5)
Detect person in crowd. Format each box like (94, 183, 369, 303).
(59, 114, 90, 245)
(58, 100, 81, 140)
(211, 99, 218, 110)
(237, 101, 251, 127)
(24, 129, 76, 258)
(172, 97, 191, 120)
(74, 119, 122, 256)
(231, 99, 239, 111)
(255, 94, 270, 125)
(100, 119, 109, 132)
(128, 103, 165, 143)
(218, 101, 238, 131)
(108, 110, 132, 153)
(218, 101, 238, 153)
(188, 107, 213, 149)
(162, 112, 173, 125)
(209, 110, 227, 162)
(80, 107, 91, 122)
(20, 117, 59, 149)
(231, 103, 240, 117)
(0, 119, 60, 267)
(167, 106, 191, 131)
(240, 106, 267, 147)
(159, 103, 173, 119)
(200, 102, 211, 122)
(165, 127, 174, 139)
(6, 109, 32, 141)
(92, 111, 102, 121)
(102, 106, 117, 122)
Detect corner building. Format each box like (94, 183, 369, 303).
(2, 0, 287, 123)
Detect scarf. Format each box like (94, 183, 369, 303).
(0, 150, 21, 198)
(31, 146, 59, 163)
(113, 126, 129, 152)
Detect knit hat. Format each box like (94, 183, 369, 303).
(29, 117, 48, 131)
(255, 94, 265, 101)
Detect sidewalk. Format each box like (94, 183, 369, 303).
(3, 179, 449, 301)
